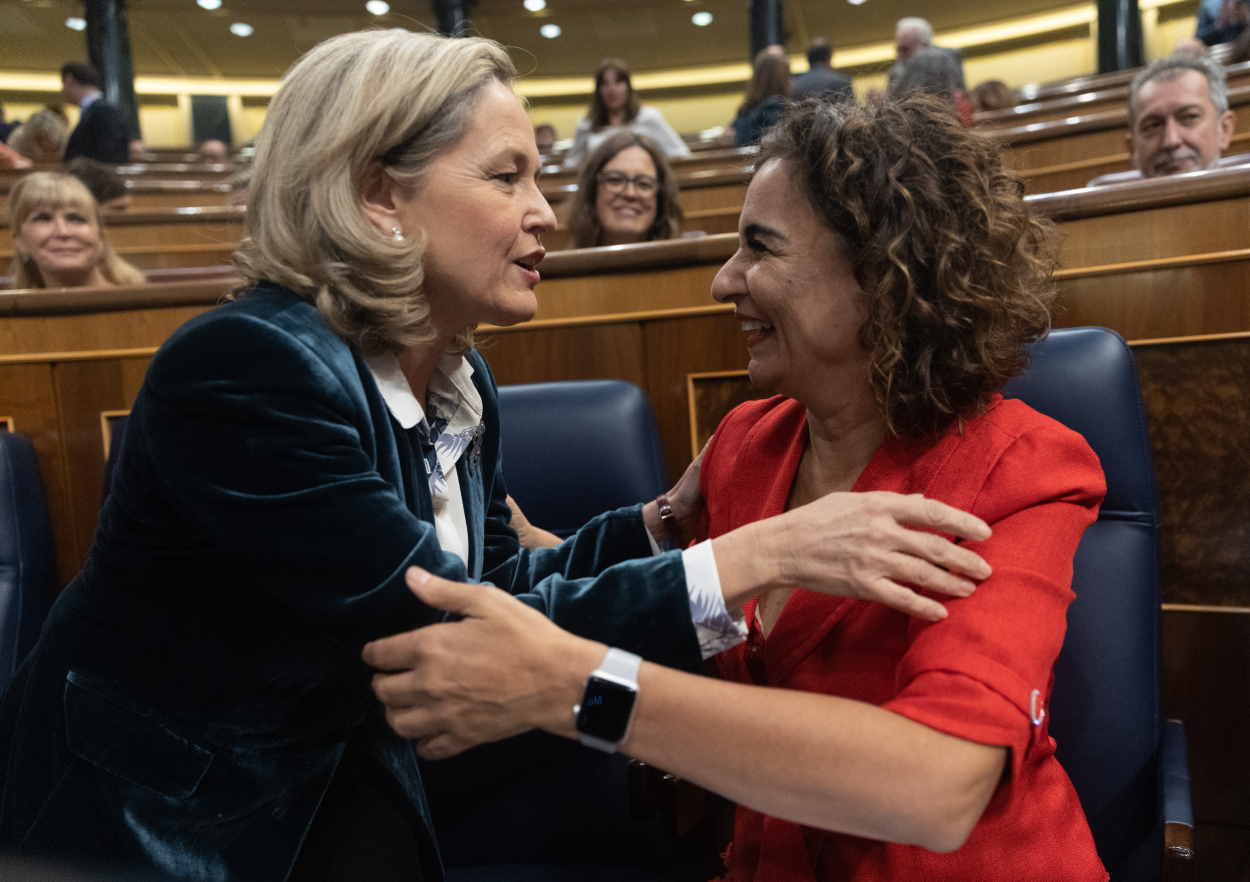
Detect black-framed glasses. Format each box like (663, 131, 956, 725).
(598, 171, 658, 196)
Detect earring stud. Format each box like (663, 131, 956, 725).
(391, 227, 405, 242)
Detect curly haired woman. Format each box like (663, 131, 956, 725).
(367, 94, 1109, 882)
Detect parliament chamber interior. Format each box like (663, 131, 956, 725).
(1, 0, 1248, 878)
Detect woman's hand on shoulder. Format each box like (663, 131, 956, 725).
(714, 491, 992, 621)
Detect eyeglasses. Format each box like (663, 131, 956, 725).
(598, 171, 658, 196)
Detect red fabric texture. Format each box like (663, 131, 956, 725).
(705, 394, 1110, 882)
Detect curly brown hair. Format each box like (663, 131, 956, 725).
(566, 131, 682, 248)
(758, 94, 1057, 438)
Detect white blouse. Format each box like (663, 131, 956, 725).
(365, 351, 744, 658)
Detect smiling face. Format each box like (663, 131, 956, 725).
(372, 80, 557, 337)
(594, 145, 659, 245)
(711, 159, 871, 405)
(599, 68, 630, 115)
(1129, 70, 1233, 177)
(15, 199, 106, 286)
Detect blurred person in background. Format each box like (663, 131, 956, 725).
(791, 38, 853, 102)
(7, 109, 69, 164)
(60, 62, 130, 164)
(730, 50, 791, 147)
(563, 58, 690, 169)
(1128, 54, 1233, 178)
(66, 157, 132, 212)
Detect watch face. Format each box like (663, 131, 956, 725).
(576, 675, 636, 742)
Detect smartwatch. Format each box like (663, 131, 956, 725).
(573, 648, 641, 753)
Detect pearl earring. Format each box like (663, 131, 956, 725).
(391, 227, 405, 242)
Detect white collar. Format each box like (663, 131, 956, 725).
(79, 91, 102, 112)
(364, 350, 481, 432)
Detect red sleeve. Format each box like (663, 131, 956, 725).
(882, 421, 1106, 780)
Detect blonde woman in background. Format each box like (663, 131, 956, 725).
(7, 171, 143, 288)
(7, 109, 69, 164)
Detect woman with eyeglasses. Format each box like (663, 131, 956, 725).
(566, 132, 684, 249)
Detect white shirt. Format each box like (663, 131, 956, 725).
(365, 352, 745, 659)
(562, 105, 692, 170)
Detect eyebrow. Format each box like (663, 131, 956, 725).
(744, 222, 788, 243)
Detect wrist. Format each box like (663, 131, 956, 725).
(711, 522, 780, 609)
(543, 636, 607, 739)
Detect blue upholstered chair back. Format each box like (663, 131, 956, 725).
(1003, 327, 1162, 879)
(497, 380, 669, 537)
(0, 433, 55, 696)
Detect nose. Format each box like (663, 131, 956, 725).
(1161, 116, 1183, 148)
(710, 250, 745, 305)
(527, 184, 558, 236)
(50, 215, 72, 235)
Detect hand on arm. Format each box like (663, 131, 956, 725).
(505, 494, 563, 549)
(641, 437, 710, 548)
(713, 490, 993, 621)
(364, 567, 1005, 851)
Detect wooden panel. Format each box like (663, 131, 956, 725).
(641, 313, 753, 483)
(0, 362, 75, 589)
(51, 358, 150, 584)
(1162, 610, 1250, 836)
(119, 244, 237, 270)
(1055, 257, 1250, 339)
(0, 304, 216, 357)
(535, 264, 721, 321)
(1135, 336, 1250, 606)
(1056, 198, 1250, 268)
(686, 370, 756, 457)
(480, 323, 646, 390)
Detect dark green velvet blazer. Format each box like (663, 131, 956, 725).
(0, 284, 701, 881)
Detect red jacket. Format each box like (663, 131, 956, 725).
(705, 395, 1109, 882)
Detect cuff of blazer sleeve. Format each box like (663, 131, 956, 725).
(682, 540, 747, 659)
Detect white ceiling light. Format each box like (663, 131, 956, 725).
(523, 0, 546, 11)
(65, 16, 86, 29)
(229, 21, 253, 36)
(365, 0, 390, 13)
(847, 0, 867, 5)
(692, 10, 713, 25)
(539, 22, 561, 38)
(196, 0, 222, 9)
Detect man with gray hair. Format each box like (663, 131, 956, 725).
(890, 17, 965, 92)
(1128, 54, 1233, 178)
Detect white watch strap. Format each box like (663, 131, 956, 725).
(597, 647, 642, 686)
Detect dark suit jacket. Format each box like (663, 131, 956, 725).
(64, 97, 130, 163)
(0, 285, 701, 881)
(790, 66, 854, 102)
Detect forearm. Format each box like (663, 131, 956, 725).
(540, 650, 1002, 851)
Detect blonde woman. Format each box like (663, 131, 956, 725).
(7, 171, 143, 288)
(0, 30, 990, 882)
(7, 109, 69, 164)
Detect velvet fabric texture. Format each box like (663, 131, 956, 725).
(0, 284, 701, 881)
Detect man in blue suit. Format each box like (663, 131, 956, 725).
(61, 62, 130, 164)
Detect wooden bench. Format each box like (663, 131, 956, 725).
(979, 60, 1250, 130)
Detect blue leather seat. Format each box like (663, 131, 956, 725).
(497, 380, 668, 537)
(432, 381, 698, 880)
(1003, 326, 1192, 880)
(0, 433, 54, 697)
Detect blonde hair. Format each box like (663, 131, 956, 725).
(9, 110, 68, 163)
(7, 171, 144, 289)
(232, 28, 517, 355)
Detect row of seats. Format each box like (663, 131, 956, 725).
(0, 327, 1194, 878)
